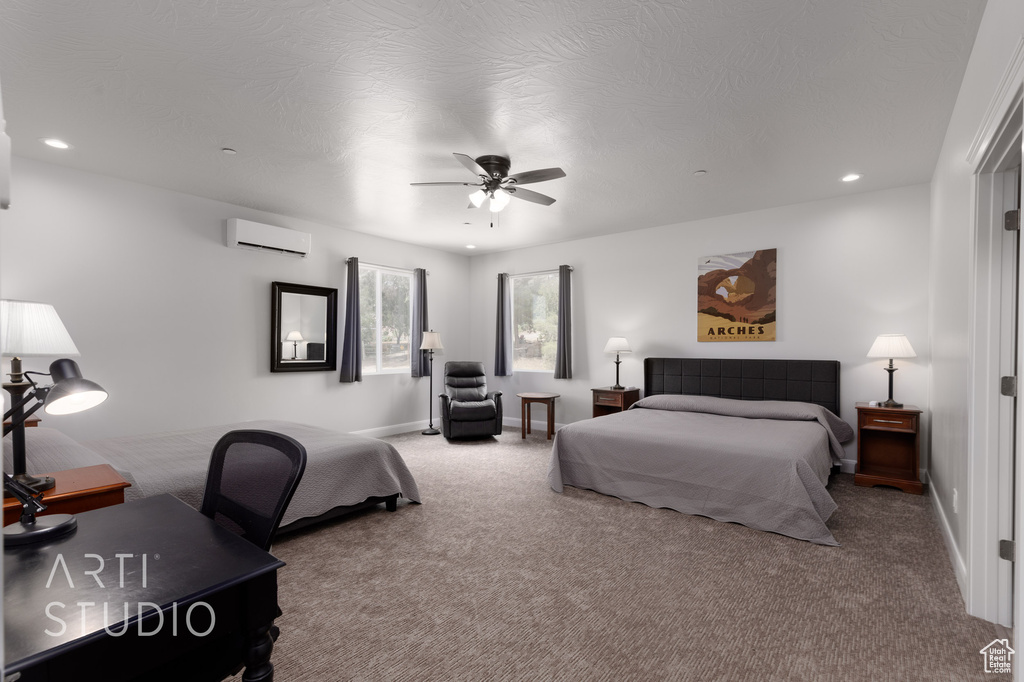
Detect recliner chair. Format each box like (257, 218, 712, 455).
(439, 361, 503, 439)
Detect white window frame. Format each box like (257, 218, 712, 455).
(510, 269, 560, 374)
(360, 263, 413, 375)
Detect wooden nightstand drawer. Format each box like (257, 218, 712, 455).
(592, 387, 640, 418)
(594, 392, 624, 407)
(859, 412, 916, 432)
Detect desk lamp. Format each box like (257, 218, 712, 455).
(2, 300, 108, 491)
(4, 471, 77, 545)
(867, 333, 916, 408)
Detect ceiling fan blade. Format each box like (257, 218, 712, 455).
(510, 187, 556, 206)
(453, 153, 490, 178)
(506, 167, 566, 185)
(410, 181, 481, 186)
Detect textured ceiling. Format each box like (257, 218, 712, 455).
(0, 0, 984, 254)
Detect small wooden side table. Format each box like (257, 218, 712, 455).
(592, 387, 641, 417)
(854, 402, 923, 494)
(517, 392, 559, 440)
(4, 464, 131, 526)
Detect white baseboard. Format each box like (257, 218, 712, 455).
(353, 420, 430, 438)
(839, 458, 856, 474)
(930, 484, 968, 598)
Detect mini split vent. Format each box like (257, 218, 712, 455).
(225, 219, 311, 258)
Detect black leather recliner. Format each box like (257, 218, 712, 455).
(439, 361, 503, 439)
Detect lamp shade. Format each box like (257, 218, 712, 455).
(867, 334, 917, 359)
(419, 331, 444, 351)
(285, 330, 304, 342)
(468, 189, 487, 208)
(43, 358, 108, 415)
(603, 337, 632, 354)
(0, 300, 80, 357)
(489, 189, 511, 212)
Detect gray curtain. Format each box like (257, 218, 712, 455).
(494, 273, 513, 376)
(411, 268, 429, 377)
(554, 264, 572, 379)
(339, 257, 362, 383)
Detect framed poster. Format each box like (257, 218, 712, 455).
(697, 248, 776, 342)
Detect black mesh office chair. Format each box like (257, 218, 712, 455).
(200, 429, 307, 552)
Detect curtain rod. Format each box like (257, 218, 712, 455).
(507, 266, 573, 277)
(346, 258, 427, 275)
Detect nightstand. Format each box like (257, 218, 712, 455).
(592, 387, 641, 418)
(3, 464, 131, 526)
(854, 402, 923, 494)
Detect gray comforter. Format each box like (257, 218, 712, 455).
(548, 395, 854, 545)
(5, 421, 420, 528)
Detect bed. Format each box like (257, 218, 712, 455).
(3, 420, 420, 532)
(548, 358, 854, 545)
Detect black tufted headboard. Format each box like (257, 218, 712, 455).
(643, 358, 841, 416)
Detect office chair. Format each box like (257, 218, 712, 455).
(200, 429, 307, 552)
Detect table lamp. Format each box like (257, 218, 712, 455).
(867, 333, 916, 408)
(285, 330, 303, 359)
(419, 331, 444, 435)
(2, 300, 108, 491)
(603, 337, 632, 390)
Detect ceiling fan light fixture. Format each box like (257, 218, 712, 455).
(489, 189, 511, 212)
(468, 189, 488, 208)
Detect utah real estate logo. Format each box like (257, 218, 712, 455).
(980, 639, 1014, 674)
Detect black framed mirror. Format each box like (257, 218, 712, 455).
(271, 281, 338, 373)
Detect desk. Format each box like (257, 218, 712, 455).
(517, 392, 559, 440)
(4, 494, 284, 681)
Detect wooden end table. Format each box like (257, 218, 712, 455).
(517, 392, 560, 440)
(4, 464, 131, 526)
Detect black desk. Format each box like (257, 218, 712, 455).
(4, 494, 285, 681)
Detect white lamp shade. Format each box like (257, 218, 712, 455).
(468, 189, 487, 208)
(603, 337, 632, 354)
(419, 331, 444, 351)
(0, 300, 80, 357)
(867, 334, 917, 359)
(489, 189, 511, 212)
(285, 330, 304, 342)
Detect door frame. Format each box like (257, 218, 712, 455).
(967, 76, 1022, 630)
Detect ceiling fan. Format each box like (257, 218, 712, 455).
(411, 153, 566, 213)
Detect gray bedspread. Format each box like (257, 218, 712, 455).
(548, 395, 854, 545)
(5, 421, 420, 528)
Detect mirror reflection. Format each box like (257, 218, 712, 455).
(271, 282, 337, 373)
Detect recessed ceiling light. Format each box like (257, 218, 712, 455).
(221, 148, 237, 155)
(40, 138, 72, 150)
(465, 245, 476, 249)
(842, 173, 862, 182)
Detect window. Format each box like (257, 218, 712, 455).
(359, 265, 412, 373)
(511, 271, 560, 372)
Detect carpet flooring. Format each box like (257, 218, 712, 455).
(258, 430, 1001, 681)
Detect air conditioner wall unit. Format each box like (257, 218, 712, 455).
(226, 218, 311, 258)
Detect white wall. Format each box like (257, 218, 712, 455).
(0, 157, 470, 441)
(928, 0, 1024, 596)
(468, 184, 932, 470)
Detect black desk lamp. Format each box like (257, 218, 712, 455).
(3, 299, 107, 492)
(3, 471, 77, 545)
(4, 358, 109, 490)
(419, 331, 444, 436)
